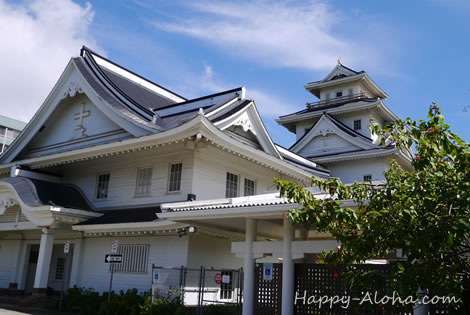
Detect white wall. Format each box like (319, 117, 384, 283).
(61, 145, 195, 209)
(327, 158, 387, 183)
(192, 146, 288, 200)
(77, 236, 188, 293)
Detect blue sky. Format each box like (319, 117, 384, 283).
(1, 0, 469, 147)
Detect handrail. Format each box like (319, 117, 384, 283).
(306, 92, 367, 109)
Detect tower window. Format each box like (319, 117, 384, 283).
(363, 175, 372, 182)
(353, 120, 362, 130)
(225, 172, 239, 198)
(336, 91, 343, 97)
(325, 93, 330, 101)
(348, 88, 353, 96)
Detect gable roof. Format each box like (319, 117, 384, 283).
(0, 176, 93, 211)
(289, 113, 376, 154)
(304, 63, 387, 99)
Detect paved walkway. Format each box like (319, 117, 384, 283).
(0, 305, 64, 315)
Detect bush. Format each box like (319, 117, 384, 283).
(61, 286, 105, 315)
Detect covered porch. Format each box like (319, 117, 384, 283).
(0, 176, 100, 295)
(160, 192, 339, 315)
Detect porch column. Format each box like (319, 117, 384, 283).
(282, 217, 294, 315)
(9, 239, 24, 290)
(33, 228, 55, 294)
(242, 218, 257, 315)
(69, 237, 84, 288)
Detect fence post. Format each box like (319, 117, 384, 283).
(196, 265, 203, 315)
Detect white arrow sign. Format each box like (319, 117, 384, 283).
(105, 254, 122, 263)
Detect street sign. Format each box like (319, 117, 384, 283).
(152, 269, 160, 284)
(105, 254, 122, 263)
(263, 263, 273, 281)
(64, 240, 70, 254)
(214, 273, 222, 284)
(111, 240, 118, 254)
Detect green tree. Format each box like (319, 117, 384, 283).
(276, 104, 470, 305)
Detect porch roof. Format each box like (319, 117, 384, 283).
(0, 176, 92, 210)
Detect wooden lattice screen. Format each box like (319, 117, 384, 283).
(253, 263, 283, 315)
(293, 264, 413, 315)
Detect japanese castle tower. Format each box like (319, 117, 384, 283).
(277, 60, 411, 183)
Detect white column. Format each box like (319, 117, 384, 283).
(9, 239, 24, 287)
(69, 237, 84, 288)
(242, 218, 257, 315)
(33, 228, 55, 291)
(282, 217, 294, 315)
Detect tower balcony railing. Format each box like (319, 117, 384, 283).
(306, 92, 367, 109)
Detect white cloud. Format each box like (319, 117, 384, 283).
(154, 0, 384, 71)
(0, 0, 99, 122)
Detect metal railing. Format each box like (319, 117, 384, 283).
(306, 92, 367, 109)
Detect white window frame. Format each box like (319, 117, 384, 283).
(135, 166, 153, 197)
(167, 162, 183, 193)
(95, 172, 110, 200)
(353, 119, 362, 130)
(225, 172, 239, 198)
(244, 178, 256, 196)
(363, 174, 372, 182)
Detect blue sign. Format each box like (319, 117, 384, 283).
(263, 263, 273, 281)
(152, 269, 160, 284)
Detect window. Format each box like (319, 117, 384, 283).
(110, 244, 149, 273)
(348, 88, 353, 96)
(225, 172, 238, 198)
(55, 258, 65, 280)
(353, 119, 362, 130)
(244, 178, 256, 196)
(363, 175, 372, 182)
(336, 91, 343, 97)
(219, 271, 233, 300)
(325, 93, 330, 101)
(135, 167, 153, 196)
(168, 163, 182, 192)
(96, 173, 110, 199)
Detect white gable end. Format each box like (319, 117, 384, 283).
(213, 102, 281, 158)
(22, 93, 130, 158)
(291, 115, 375, 157)
(1, 58, 156, 163)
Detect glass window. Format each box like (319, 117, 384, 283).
(354, 119, 362, 130)
(363, 175, 372, 182)
(219, 270, 233, 300)
(225, 173, 238, 198)
(336, 91, 343, 97)
(55, 258, 65, 280)
(244, 178, 256, 196)
(136, 167, 153, 196)
(96, 173, 110, 199)
(168, 163, 182, 192)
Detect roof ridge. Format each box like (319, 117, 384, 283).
(80, 46, 187, 102)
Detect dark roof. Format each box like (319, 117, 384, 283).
(101, 68, 176, 110)
(278, 97, 378, 119)
(326, 114, 372, 142)
(0, 176, 93, 210)
(274, 143, 330, 174)
(75, 207, 160, 225)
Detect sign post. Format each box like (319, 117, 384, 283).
(108, 240, 118, 302)
(59, 241, 71, 311)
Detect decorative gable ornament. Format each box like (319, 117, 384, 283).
(62, 81, 83, 99)
(0, 198, 19, 214)
(314, 127, 334, 137)
(233, 112, 256, 135)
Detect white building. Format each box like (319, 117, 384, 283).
(0, 48, 408, 315)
